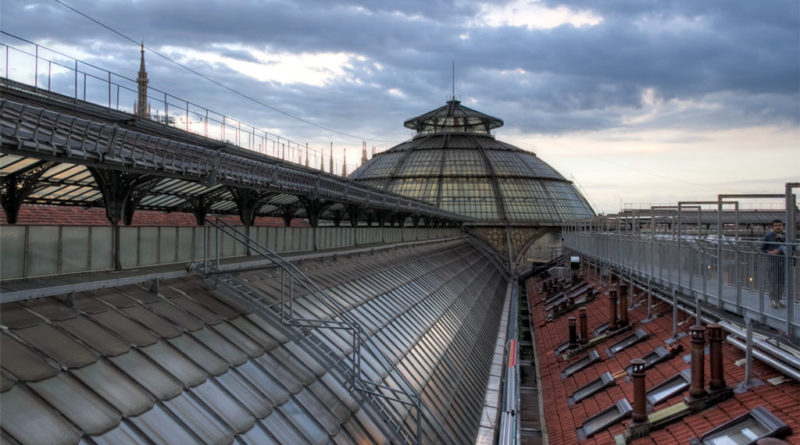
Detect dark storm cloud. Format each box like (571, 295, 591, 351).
(1, 0, 797, 140)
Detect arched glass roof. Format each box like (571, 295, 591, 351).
(350, 101, 595, 224)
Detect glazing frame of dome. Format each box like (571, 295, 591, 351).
(350, 100, 595, 226)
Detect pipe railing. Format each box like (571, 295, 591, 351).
(0, 32, 364, 175)
(562, 186, 799, 339)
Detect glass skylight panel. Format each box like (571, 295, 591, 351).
(28, 372, 120, 435)
(607, 329, 650, 357)
(691, 407, 791, 445)
(72, 359, 154, 417)
(579, 399, 633, 440)
(214, 370, 273, 418)
(569, 372, 616, 405)
(235, 361, 290, 405)
(109, 350, 182, 400)
(561, 350, 601, 379)
(192, 379, 254, 434)
(131, 403, 204, 445)
(625, 346, 671, 374)
(646, 369, 691, 406)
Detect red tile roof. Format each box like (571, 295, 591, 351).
(528, 271, 800, 445)
(0, 205, 308, 227)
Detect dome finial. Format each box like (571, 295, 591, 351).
(451, 60, 455, 101)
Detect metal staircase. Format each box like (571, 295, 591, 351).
(201, 217, 456, 445)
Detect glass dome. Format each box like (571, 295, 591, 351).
(350, 100, 595, 224)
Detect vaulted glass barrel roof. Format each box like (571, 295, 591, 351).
(350, 100, 595, 224)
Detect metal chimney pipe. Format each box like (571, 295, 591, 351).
(707, 324, 726, 390)
(609, 290, 618, 331)
(689, 325, 707, 398)
(579, 308, 588, 343)
(619, 284, 629, 326)
(630, 358, 647, 424)
(568, 317, 577, 346)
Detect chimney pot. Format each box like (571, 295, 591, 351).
(579, 308, 588, 343)
(630, 358, 647, 424)
(689, 325, 707, 398)
(609, 290, 618, 331)
(568, 317, 577, 346)
(707, 324, 726, 390)
(619, 286, 629, 326)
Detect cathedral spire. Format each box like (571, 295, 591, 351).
(135, 43, 149, 119)
(329, 143, 334, 174)
(361, 141, 368, 165)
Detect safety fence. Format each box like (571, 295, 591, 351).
(0, 224, 460, 280)
(563, 231, 799, 339)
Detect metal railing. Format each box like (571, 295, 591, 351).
(564, 184, 799, 339)
(0, 32, 363, 175)
(201, 217, 457, 444)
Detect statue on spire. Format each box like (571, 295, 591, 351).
(135, 43, 150, 119)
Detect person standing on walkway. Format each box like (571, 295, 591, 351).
(761, 219, 786, 308)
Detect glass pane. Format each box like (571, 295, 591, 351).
(0, 385, 81, 445)
(192, 380, 255, 433)
(236, 361, 290, 405)
(260, 410, 312, 444)
(163, 392, 232, 443)
(279, 398, 328, 445)
(90, 421, 150, 445)
(131, 402, 203, 445)
(72, 359, 153, 417)
(110, 350, 183, 400)
(139, 341, 206, 388)
(705, 417, 768, 444)
(215, 370, 273, 418)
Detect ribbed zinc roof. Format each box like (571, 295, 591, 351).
(350, 100, 595, 224)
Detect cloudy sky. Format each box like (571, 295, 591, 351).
(2, 0, 798, 213)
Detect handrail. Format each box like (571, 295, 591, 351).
(563, 231, 799, 340)
(0, 32, 361, 175)
(203, 216, 458, 444)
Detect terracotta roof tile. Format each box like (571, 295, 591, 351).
(1, 204, 309, 227)
(527, 271, 800, 444)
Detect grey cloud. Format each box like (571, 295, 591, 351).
(1, 0, 797, 140)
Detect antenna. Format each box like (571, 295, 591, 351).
(451, 60, 455, 100)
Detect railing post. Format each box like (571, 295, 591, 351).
(717, 197, 723, 308)
(215, 223, 220, 269)
(786, 183, 798, 337)
(203, 222, 208, 275)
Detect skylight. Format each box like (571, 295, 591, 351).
(607, 329, 649, 357)
(561, 350, 601, 379)
(624, 346, 671, 375)
(578, 399, 632, 440)
(690, 406, 791, 445)
(569, 372, 615, 405)
(646, 369, 691, 406)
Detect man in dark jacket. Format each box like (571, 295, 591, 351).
(761, 220, 786, 308)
